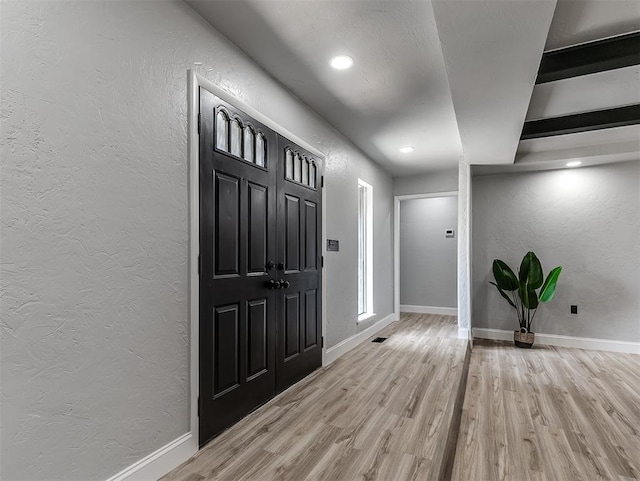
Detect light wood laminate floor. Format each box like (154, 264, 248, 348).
(162, 313, 468, 481)
(452, 339, 640, 481)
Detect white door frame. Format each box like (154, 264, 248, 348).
(393, 191, 460, 328)
(187, 70, 327, 445)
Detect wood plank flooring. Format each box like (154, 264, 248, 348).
(452, 339, 640, 481)
(162, 319, 639, 481)
(162, 313, 469, 481)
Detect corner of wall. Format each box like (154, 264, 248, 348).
(457, 157, 471, 331)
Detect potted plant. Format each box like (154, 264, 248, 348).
(490, 251, 562, 348)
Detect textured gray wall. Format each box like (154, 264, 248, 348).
(0, 1, 393, 479)
(400, 197, 458, 308)
(393, 168, 458, 196)
(323, 149, 394, 348)
(472, 160, 640, 341)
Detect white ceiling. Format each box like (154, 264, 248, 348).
(431, 0, 556, 166)
(187, 0, 556, 176)
(545, 0, 640, 50)
(188, 0, 638, 177)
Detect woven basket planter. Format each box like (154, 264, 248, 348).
(514, 330, 535, 348)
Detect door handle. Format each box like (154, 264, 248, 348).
(281, 280, 290, 289)
(265, 279, 279, 290)
(265, 261, 275, 271)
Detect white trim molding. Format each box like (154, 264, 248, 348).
(400, 305, 458, 316)
(473, 328, 640, 354)
(458, 327, 469, 340)
(357, 178, 374, 319)
(393, 191, 459, 332)
(187, 68, 200, 449)
(324, 313, 397, 366)
(105, 433, 197, 481)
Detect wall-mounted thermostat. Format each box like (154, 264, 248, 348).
(445, 229, 455, 238)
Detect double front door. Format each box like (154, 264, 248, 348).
(198, 87, 323, 446)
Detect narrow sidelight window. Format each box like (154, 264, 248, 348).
(357, 179, 374, 319)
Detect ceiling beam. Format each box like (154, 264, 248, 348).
(521, 104, 640, 140)
(536, 32, 640, 84)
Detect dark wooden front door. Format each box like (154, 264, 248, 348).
(199, 87, 322, 446)
(275, 137, 323, 391)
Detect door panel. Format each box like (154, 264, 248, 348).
(305, 289, 318, 349)
(305, 201, 317, 270)
(284, 195, 300, 273)
(214, 173, 240, 277)
(199, 89, 278, 446)
(247, 299, 268, 378)
(276, 136, 323, 392)
(285, 293, 300, 359)
(247, 183, 268, 275)
(213, 304, 240, 396)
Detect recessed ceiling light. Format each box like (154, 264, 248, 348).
(566, 161, 582, 167)
(330, 55, 354, 70)
(399, 146, 414, 153)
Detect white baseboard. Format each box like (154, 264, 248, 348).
(473, 328, 513, 342)
(106, 432, 197, 481)
(400, 305, 458, 316)
(324, 312, 398, 366)
(473, 328, 640, 354)
(458, 327, 469, 340)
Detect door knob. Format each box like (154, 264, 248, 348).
(277, 262, 284, 271)
(266, 279, 289, 289)
(265, 261, 275, 271)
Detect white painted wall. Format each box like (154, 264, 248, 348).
(393, 168, 458, 196)
(472, 160, 640, 342)
(326, 161, 394, 347)
(457, 157, 472, 331)
(0, 1, 393, 479)
(400, 197, 458, 308)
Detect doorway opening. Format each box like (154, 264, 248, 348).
(394, 192, 458, 318)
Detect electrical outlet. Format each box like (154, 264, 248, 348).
(570, 305, 578, 314)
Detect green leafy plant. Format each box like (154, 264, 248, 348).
(490, 251, 562, 333)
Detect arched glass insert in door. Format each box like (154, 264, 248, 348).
(230, 119, 242, 157)
(285, 149, 294, 179)
(243, 126, 255, 163)
(293, 153, 302, 182)
(216, 110, 229, 152)
(256, 133, 266, 167)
